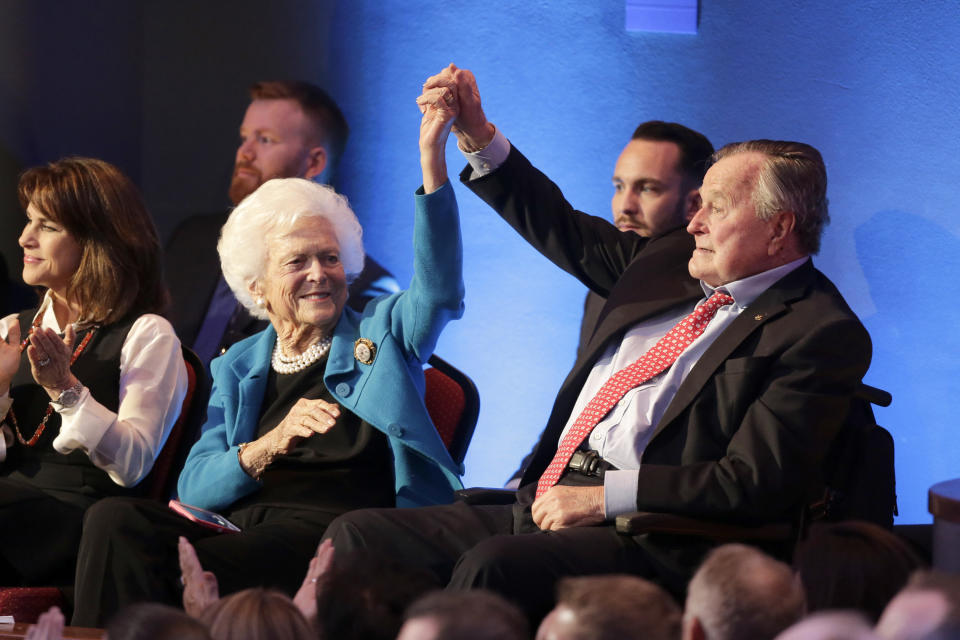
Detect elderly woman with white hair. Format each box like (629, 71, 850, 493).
(71, 85, 465, 627)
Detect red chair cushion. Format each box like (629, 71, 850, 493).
(0, 586, 64, 624)
(424, 367, 465, 450)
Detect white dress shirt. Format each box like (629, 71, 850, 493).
(0, 292, 188, 487)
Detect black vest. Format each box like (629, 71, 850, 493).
(2, 309, 139, 500)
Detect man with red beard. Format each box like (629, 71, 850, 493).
(165, 81, 397, 366)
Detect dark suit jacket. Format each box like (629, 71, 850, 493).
(164, 212, 398, 351)
(578, 290, 605, 362)
(463, 146, 871, 525)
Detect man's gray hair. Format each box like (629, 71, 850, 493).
(685, 544, 806, 640)
(713, 140, 829, 255)
(218, 177, 364, 319)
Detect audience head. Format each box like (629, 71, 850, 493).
(314, 550, 440, 640)
(18, 156, 167, 324)
(219, 177, 364, 321)
(684, 543, 806, 640)
(775, 611, 880, 640)
(688, 139, 829, 286)
(536, 574, 680, 640)
(612, 120, 714, 237)
(198, 588, 314, 640)
(106, 602, 212, 640)
(875, 570, 960, 640)
(397, 589, 528, 640)
(794, 520, 924, 622)
(230, 80, 349, 204)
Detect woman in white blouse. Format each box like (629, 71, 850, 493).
(0, 157, 187, 588)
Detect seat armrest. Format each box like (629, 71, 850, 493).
(615, 510, 794, 541)
(455, 487, 517, 505)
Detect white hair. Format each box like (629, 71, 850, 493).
(218, 177, 365, 320)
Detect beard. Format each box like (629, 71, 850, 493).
(228, 162, 262, 206)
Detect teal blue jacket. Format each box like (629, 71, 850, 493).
(177, 182, 465, 511)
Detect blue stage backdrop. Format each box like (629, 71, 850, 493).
(324, 0, 960, 524)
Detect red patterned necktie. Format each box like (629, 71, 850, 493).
(536, 291, 735, 498)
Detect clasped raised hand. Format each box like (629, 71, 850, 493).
(422, 63, 494, 151)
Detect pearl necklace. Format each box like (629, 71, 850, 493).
(271, 336, 332, 374)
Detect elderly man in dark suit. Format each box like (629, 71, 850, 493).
(322, 65, 871, 623)
(165, 81, 397, 367)
(506, 119, 714, 486)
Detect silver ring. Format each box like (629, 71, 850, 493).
(38, 358, 51, 367)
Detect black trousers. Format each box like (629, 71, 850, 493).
(321, 482, 705, 625)
(71, 497, 338, 627)
(0, 478, 94, 587)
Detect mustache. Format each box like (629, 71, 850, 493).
(233, 161, 260, 177)
(614, 217, 646, 229)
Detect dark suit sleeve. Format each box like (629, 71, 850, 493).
(635, 304, 872, 522)
(460, 146, 649, 297)
(163, 213, 228, 345)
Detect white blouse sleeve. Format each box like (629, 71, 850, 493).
(52, 314, 189, 487)
(0, 314, 17, 461)
(0, 314, 16, 419)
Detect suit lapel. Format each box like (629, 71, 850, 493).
(652, 261, 817, 438)
(579, 229, 701, 369)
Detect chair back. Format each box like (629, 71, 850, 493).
(138, 345, 210, 501)
(816, 383, 897, 529)
(423, 355, 480, 467)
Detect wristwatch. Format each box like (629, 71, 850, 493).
(54, 380, 85, 408)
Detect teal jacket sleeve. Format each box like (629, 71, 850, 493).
(176, 332, 269, 511)
(324, 181, 467, 506)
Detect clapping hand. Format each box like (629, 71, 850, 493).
(26, 326, 78, 400)
(23, 606, 64, 640)
(179, 536, 220, 618)
(293, 538, 335, 627)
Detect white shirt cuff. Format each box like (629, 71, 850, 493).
(460, 127, 511, 180)
(52, 386, 106, 452)
(603, 469, 639, 519)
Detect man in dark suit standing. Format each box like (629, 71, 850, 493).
(165, 81, 397, 366)
(322, 65, 871, 622)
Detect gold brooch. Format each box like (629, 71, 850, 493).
(354, 338, 376, 365)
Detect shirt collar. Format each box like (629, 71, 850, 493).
(700, 256, 810, 307)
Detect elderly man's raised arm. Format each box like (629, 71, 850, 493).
(423, 65, 648, 298)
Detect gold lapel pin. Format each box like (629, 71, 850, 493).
(354, 338, 376, 365)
